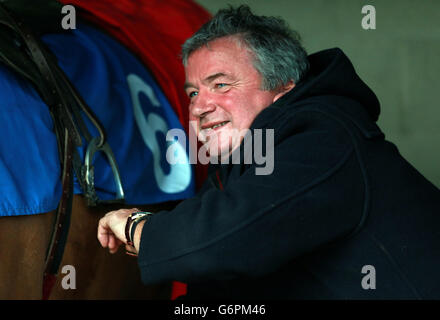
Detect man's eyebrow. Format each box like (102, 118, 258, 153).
(184, 81, 196, 91)
(184, 73, 232, 91)
(203, 72, 229, 84)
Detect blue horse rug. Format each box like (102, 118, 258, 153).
(0, 23, 196, 216)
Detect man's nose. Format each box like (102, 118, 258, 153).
(190, 92, 216, 118)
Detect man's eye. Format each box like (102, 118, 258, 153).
(189, 91, 198, 98)
(215, 83, 227, 89)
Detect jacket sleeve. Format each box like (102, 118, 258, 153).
(137, 109, 366, 285)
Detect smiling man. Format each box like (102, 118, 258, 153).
(98, 5, 440, 299)
(184, 36, 294, 158)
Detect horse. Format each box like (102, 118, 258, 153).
(0, 197, 179, 299)
(0, 0, 210, 299)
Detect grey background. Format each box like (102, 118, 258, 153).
(194, 0, 440, 188)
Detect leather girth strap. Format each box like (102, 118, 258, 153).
(0, 3, 77, 299)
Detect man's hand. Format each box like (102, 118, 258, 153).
(97, 208, 140, 254)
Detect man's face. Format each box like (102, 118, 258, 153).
(184, 36, 286, 158)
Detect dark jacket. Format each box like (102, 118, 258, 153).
(138, 48, 440, 299)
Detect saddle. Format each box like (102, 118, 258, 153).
(0, 0, 125, 298)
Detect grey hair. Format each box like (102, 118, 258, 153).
(181, 5, 309, 91)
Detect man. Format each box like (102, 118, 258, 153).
(98, 5, 440, 299)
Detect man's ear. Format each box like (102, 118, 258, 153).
(273, 81, 295, 102)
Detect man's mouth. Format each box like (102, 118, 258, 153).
(201, 121, 230, 131)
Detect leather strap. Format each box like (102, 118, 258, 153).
(43, 129, 74, 298)
(0, 5, 82, 146)
(0, 3, 123, 298)
(0, 3, 122, 207)
(0, 4, 75, 287)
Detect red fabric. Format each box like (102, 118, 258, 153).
(42, 274, 57, 300)
(170, 281, 187, 300)
(56, 0, 211, 300)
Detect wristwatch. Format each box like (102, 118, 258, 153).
(124, 211, 152, 252)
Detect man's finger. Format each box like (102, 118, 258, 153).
(109, 236, 123, 254)
(97, 217, 110, 248)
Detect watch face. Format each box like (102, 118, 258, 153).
(132, 212, 151, 221)
(132, 212, 144, 219)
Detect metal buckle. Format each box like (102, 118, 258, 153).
(83, 137, 125, 206)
